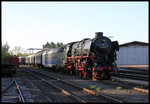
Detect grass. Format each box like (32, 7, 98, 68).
(116, 86, 122, 90)
(136, 86, 143, 88)
(102, 90, 109, 93)
(96, 88, 100, 92)
(89, 85, 101, 92)
(90, 85, 96, 90)
(119, 96, 125, 99)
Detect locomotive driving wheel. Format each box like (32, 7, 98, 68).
(100, 71, 111, 80)
(100, 72, 105, 79)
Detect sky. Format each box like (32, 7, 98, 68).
(2, 2, 148, 53)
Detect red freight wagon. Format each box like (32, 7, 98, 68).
(7, 57, 19, 67)
(2, 56, 19, 74)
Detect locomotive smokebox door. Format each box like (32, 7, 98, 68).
(95, 32, 103, 38)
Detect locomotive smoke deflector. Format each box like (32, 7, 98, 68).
(95, 32, 103, 38)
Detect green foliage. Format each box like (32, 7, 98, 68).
(119, 96, 125, 99)
(2, 43, 29, 63)
(43, 41, 63, 49)
(1, 42, 12, 64)
(96, 88, 100, 92)
(90, 85, 96, 90)
(13, 46, 21, 55)
(43, 42, 51, 49)
(102, 90, 109, 93)
(16, 52, 30, 57)
(136, 86, 143, 88)
(50, 41, 56, 48)
(116, 86, 122, 90)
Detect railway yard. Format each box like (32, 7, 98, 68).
(1, 65, 149, 103)
(2, 2, 149, 103)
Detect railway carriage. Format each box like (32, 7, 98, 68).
(35, 50, 44, 67)
(25, 55, 33, 65)
(28, 55, 32, 65)
(43, 47, 65, 68)
(30, 54, 35, 66)
(56, 46, 65, 68)
(45, 49, 57, 68)
(25, 56, 29, 65)
(42, 49, 50, 67)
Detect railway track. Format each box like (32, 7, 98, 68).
(22, 67, 122, 103)
(112, 67, 148, 81)
(1, 75, 25, 103)
(17, 69, 79, 103)
(26, 66, 149, 92)
(112, 73, 148, 81)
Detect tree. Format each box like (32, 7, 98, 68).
(13, 46, 21, 55)
(56, 42, 63, 47)
(43, 41, 63, 49)
(1, 42, 12, 64)
(43, 42, 51, 49)
(12, 46, 30, 57)
(50, 41, 56, 48)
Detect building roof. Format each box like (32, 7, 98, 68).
(119, 41, 149, 47)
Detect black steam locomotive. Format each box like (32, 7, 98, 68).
(25, 32, 119, 79)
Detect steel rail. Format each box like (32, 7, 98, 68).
(113, 73, 148, 81)
(13, 76, 26, 103)
(2, 79, 15, 93)
(118, 70, 148, 75)
(24, 68, 123, 103)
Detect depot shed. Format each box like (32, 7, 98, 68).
(116, 41, 148, 65)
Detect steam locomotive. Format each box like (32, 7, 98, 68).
(25, 32, 119, 79)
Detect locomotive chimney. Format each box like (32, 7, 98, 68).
(95, 32, 103, 38)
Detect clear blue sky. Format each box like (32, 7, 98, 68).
(2, 2, 148, 53)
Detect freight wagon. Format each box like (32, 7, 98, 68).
(18, 57, 26, 65)
(2, 56, 19, 74)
